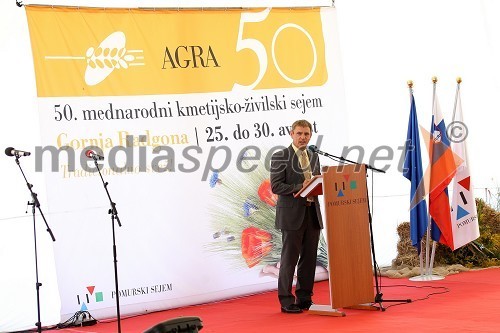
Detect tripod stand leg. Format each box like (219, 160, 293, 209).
(32, 203, 43, 333)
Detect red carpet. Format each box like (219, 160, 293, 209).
(46, 267, 500, 333)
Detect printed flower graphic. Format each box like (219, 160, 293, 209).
(241, 227, 272, 268)
(209, 171, 222, 188)
(206, 149, 328, 274)
(257, 179, 277, 207)
(243, 199, 258, 217)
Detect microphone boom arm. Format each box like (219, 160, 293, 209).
(311, 146, 385, 173)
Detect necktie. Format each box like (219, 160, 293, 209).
(300, 150, 314, 202)
(300, 150, 312, 180)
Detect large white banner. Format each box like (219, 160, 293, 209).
(26, 6, 347, 319)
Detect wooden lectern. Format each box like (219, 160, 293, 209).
(296, 164, 375, 316)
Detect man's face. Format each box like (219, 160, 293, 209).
(290, 125, 312, 150)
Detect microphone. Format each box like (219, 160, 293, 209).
(5, 147, 31, 157)
(307, 145, 321, 154)
(85, 149, 104, 160)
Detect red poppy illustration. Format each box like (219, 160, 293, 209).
(241, 227, 272, 268)
(257, 179, 277, 207)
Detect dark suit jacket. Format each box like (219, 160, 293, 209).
(270, 145, 324, 230)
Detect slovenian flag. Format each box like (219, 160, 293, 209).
(428, 94, 459, 249)
(449, 86, 480, 250)
(403, 92, 428, 254)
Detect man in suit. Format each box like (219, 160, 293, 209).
(270, 119, 324, 314)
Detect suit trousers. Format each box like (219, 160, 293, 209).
(278, 204, 321, 307)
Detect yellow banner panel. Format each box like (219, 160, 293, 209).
(26, 6, 328, 97)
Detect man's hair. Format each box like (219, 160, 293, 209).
(291, 119, 312, 131)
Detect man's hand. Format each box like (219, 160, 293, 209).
(302, 179, 312, 188)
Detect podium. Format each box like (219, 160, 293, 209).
(296, 164, 375, 316)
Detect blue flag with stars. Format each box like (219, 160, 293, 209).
(403, 93, 429, 254)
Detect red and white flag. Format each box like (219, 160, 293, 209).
(428, 94, 459, 249)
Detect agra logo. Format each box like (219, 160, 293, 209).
(45, 31, 144, 86)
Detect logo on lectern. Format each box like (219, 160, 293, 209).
(334, 174, 358, 197)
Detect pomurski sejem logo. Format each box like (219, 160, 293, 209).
(76, 285, 104, 311)
(45, 31, 144, 85)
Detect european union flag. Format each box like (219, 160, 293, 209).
(403, 93, 429, 254)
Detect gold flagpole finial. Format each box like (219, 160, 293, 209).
(432, 76, 438, 84)
(456, 76, 462, 84)
(407, 80, 413, 88)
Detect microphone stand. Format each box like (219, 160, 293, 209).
(14, 154, 55, 333)
(315, 149, 411, 310)
(91, 155, 122, 332)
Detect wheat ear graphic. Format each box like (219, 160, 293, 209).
(85, 47, 136, 69)
(44, 31, 144, 85)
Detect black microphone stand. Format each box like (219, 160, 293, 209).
(90, 155, 122, 332)
(315, 149, 411, 310)
(14, 153, 55, 333)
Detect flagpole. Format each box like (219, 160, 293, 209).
(407, 80, 425, 279)
(428, 240, 437, 275)
(408, 80, 425, 279)
(424, 76, 437, 277)
(426, 76, 444, 281)
(452, 77, 462, 120)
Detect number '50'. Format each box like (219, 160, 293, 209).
(233, 8, 318, 91)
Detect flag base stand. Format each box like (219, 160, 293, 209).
(409, 274, 445, 281)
